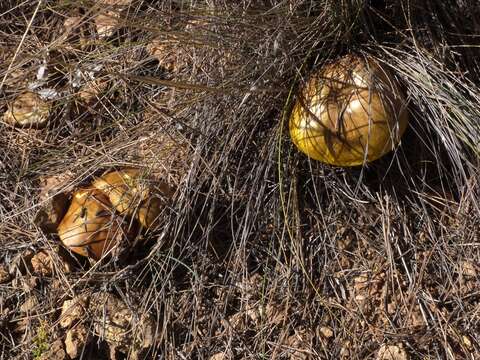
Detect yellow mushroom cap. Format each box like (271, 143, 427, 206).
(289, 55, 409, 167)
(92, 168, 148, 215)
(57, 189, 126, 260)
(92, 169, 173, 229)
(3, 92, 50, 128)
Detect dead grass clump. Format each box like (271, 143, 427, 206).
(1, 0, 480, 359)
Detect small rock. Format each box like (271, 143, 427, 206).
(65, 325, 89, 359)
(353, 273, 370, 292)
(339, 340, 351, 359)
(92, 293, 133, 344)
(352, 272, 384, 305)
(460, 261, 477, 278)
(319, 326, 334, 338)
(462, 335, 473, 351)
(377, 344, 409, 360)
(59, 294, 90, 328)
(20, 296, 38, 313)
(39, 339, 67, 360)
(3, 91, 50, 128)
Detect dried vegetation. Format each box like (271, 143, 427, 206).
(1, 0, 480, 359)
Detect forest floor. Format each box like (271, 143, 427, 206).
(1, 1, 480, 359)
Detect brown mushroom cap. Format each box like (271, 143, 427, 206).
(92, 169, 148, 215)
(289, 55, 409, 166)
(136, 196, 163, 229)
(57, 189, 127, 260)
(3, 92, 50, 128)
(92, 168, 173, 229)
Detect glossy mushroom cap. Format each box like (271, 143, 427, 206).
(57, 189, 126, 260)
(92, 169, 148, 215)
(289, 55, 409, 167)
(92, 169, 173, 229)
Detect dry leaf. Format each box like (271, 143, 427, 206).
(30, 249, 72, 276)
(90, 292, 155, 354)
(377, 344, 409, 360)
(30, 248, 72, 276)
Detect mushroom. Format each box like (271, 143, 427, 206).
(57, 189, 127, 260)
(92, 168, 173, 229)
(3, 91, 50, 128)
(289, 55, 409, 166)
(136, 196, 164, 229)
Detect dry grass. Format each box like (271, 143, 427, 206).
(1, 0, 480, 359)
